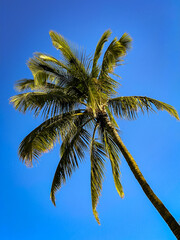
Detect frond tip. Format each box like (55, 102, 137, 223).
(50, 192, 56, 206)
(119, 33, 132, 50)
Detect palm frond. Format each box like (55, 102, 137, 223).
(90, 123, 106, 224)
(97, 39, 122, 95)
(49, 31, 89, 80)
(50, 115, 92, 205)
(100, 36, 127, 76)
(104, 130, 124, 198)
(10, 88, 78, 119)
(18, 111, 80, 166)
(60, 110, 92, 141)
(91, 30, 112, 78)
(97, 33, 132, 95)
(49, 31, 74, 61)
(108, 96, 179, 120)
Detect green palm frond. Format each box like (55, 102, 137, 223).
(49, 31, 75, 62)
(90, 123, 106, 224)
(49, 31, 89, 80)
(96, 33, 132, 96)
(60, 110, 91, 141)
(97, 39, 122, 95)
(108, 96, 179, 120)
(18, 111, 80, 166)
(104, 130, 124, 198)
(100, 33, 132, 75)
(101, 37, 124, 73)
(91, 30, 112, 78)
(50, 115, 91, 205)
(10, 88, 78, 119)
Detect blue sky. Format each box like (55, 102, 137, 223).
(1, 0, 180, 239)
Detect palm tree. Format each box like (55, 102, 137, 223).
(10, 30, 180, 238)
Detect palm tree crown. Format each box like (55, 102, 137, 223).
(10, 30, 179, 230)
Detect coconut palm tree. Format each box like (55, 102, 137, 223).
(10, 30, 180, 238)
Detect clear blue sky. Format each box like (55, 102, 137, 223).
(1, 0, 180, 239)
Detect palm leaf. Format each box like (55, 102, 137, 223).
(103, 130, 124, 198)
(90, 123, 106, 224)
(108, 96, 179, 120)
(100, 33, 132, 76)
(18, 111, 80, 166)
(91, 30, 112, 78)
(97, 33, 132, 95)
(10, 88, 78, 119)
(97, 39, 122, 95)
(50, 115, 91, 205)
(100, 38, 124, 73)
(49, 31, 89, 80)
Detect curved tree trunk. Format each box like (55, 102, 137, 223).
(105, 118, 180, 239)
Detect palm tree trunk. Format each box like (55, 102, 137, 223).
(105, 118, 180, 239)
